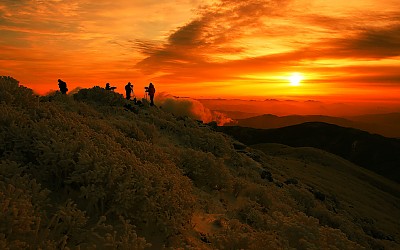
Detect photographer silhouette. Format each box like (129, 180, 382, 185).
(105, 83, 116, 91)
(147, 83, 155, 106)
(125, 82, 133, 100)
(58, 79, 68, 94)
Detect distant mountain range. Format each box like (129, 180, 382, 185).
(217, 122, 400, 183)
(224, 113, 400, 138)
(214, 110, 262, 119)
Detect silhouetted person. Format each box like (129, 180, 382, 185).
(148, 82, 156, 106)
(58, 79, 68, 94)
(105, 83, 116, 91)
(125, 82, 133, 100)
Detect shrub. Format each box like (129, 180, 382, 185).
(0, 76, 38, 109)
(73, 86, 126, 107)
(176, 148, 233, 191)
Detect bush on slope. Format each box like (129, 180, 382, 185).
(1, 76, 391, 249)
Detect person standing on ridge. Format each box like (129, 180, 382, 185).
(105, 83, 116, 91)
(125, 82, 133, 100)
(148, 82, 156, 106)
(58, 79, 68, 94)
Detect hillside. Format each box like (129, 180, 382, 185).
(217, 123, 400, 183)
(227, 114, 355, 129)
(252, 143, 400, 244)
(227, 113, 400, 138)
(1, 76, 400, 249)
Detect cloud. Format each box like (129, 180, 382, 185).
(156, 92, 233, 125)
(341, 24, 400, 58)
(134, 0, 400, 83)
(168, 20, 204, 46)
(134, 0, 294, 73)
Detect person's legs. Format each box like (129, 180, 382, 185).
(150, 95, 154, 106)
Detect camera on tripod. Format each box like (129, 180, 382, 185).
(144, 86, 149, 92)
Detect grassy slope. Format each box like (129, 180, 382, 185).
(1, 76, 399, 249)
(252, 143, 400, 246)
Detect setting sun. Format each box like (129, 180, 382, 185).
(289, 73, 303, 86)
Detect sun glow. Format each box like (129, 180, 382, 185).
(289, 73, 303, 86)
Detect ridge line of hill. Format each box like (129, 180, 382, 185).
(223, 113, 400, 138)
(217, 122, 400, 183)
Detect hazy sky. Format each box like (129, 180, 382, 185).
(1, 0, 399, 102)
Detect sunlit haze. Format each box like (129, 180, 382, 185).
(1, 0, 399, 113)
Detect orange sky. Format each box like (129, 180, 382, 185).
(1, 0, 400, 104)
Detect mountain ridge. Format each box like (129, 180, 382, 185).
(226, 113, 400, 138)
(217, 122, 400, 183)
